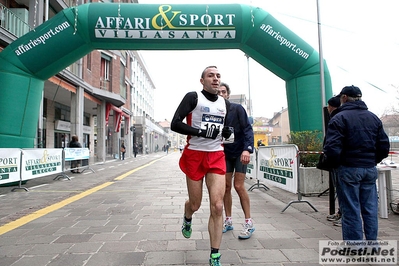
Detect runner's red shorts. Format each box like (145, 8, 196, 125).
(179, 148, 226, 181)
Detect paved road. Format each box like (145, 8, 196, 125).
(0, 151, 398, 265)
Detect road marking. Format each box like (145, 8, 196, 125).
(0, 156, 166, 236)
(114, 157, 165, 181)
(29, 184, 49, 189)
(0, 182, 113, 236)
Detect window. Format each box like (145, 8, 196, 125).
(54, 102, 71, 122)
(100, 53, 112, 91)
(86, 53, 91, 71)
(120, 62, 126, 98)
(84, 113, 91, 126)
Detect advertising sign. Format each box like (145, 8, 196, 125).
(21, 149, 63, 180)
(0, 149, 21, 185)
(89, 4, 242, 46)
(64, 148, 90, 161)
(257, 145, 298, 193)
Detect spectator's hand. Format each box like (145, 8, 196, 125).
(198, 127, 220, 139)
(222, 126, 233, 139)
(240, 150, 250, 165)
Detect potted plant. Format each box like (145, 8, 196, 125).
(288, 130, 329, 195)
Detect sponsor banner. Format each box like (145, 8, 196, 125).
(22, 149, 63, 180)
(89, 4, 241, 44)
(246, 151, 257, 179)
(319, 240, 397, 265)
(64, 148, 90, 161)
(0, 149, 21, 185)
(10, 11, 87, 77)
(245, 14, 313, 76)
(257, 145, 298, 193)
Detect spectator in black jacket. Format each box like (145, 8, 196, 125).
(218, 82, 255, 239)
(318, 96, 342, 226)
(68, 135, 82, 173)
(322, 85, 389, 241)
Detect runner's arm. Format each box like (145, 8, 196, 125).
(171, 91, 200, 136)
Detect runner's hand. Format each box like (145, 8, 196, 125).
(222, 126, 233, 139)
(198, 127, 220, 139)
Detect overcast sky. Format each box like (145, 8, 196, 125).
(137, 0, 399, 121)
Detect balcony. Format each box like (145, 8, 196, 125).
(0, 4, 31, 38)
(100, 79, 110, 91)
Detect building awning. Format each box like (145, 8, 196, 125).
(106, 103, 130, 133)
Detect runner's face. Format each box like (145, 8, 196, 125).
(218, 86, 229, 99)
(201, 67, 221, 94)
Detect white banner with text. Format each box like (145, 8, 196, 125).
(21, 149, 63, 180)
(0, 149, 21, 185)
(257, 145, 298, 193)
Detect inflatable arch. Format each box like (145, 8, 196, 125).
(0, 3, 332, 148)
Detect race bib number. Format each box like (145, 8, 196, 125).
(200, 114, 224, 135)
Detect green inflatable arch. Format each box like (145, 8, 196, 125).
(0, 3, 332, 148)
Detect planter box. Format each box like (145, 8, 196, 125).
(298, 167, 329, 196)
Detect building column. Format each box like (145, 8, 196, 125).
(70, 86, 84, 142)
(36, 92, 44, 148)
(96, 101, 106, 163)
(126, 116, 132, 158)
(113, 114, 120, 159)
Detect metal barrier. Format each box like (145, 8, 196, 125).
(247, 149, 269, 191)
(55, 148, 94, 180)
(0, 148, 94, 191)
(253, 144, 318, 213)
(251, 145, 399, 215)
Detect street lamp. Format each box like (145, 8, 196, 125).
(317, 0, 326, 136)
(280, 108, 284, 144)
(245, 54, 252, 117)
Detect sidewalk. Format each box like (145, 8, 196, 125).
(0, 151, 398, 266)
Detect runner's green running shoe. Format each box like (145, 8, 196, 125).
(182, 219, 192, 238)
(209, 253, 222, 266)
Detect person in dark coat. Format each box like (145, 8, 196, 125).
(133, 143, 138, 158)
(322, 85, 389, 241)
(218, 82, 255, 239)
(317, 95, 342, 225)
(120, 141, 126, 160)
(68, 135, 82, 173)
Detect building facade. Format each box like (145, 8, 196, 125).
(268, 108, 290, 145)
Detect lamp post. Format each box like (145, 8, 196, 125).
(317, 0, 326, 136)
(245, 54, 252, 117)
(280, 111, 283, 145)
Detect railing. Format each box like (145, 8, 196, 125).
(100, 79, 110, 91)
(0, 4, 31, 37)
